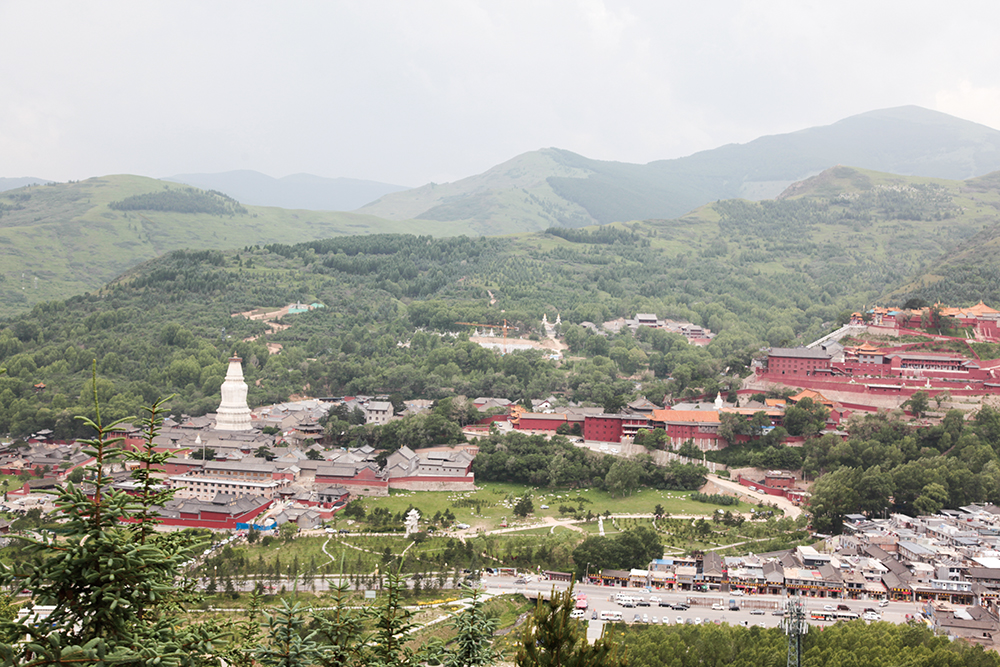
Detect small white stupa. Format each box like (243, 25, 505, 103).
(215, 356, 252, 431)
(404, 509, 420, 536)
(714, 392, 724, 410)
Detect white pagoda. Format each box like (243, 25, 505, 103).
(215, 356, 252, 431)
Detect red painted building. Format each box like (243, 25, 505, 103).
(314, 462, 389, 495)
(758, 342, 1000, 398)
(517, 413, 569, 431)
(763, 348, 834, 377)
(148, 495, 273, 529)
(583, 414, 625, 443)
(650, 409, 723, 450)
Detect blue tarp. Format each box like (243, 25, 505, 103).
(236, 521, 277, 531)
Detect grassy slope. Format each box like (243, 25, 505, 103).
(358, 148, 599, 230)
(884, 170, 1000, 300)
(5, 165, 1000, 334)
(502, 165, 994, 286)
(0, 175, 467, 317)
(360, 107, 1000, 228)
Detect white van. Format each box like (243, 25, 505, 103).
(600, 611, 623, 621)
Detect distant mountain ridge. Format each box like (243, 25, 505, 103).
(164, 170, 409, 211)
(360, 106, 1000, 229)
(0, 177, 50, 192)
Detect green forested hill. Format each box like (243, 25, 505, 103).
(0, 175, 466, 317)
(883, 170, 1000, 305)
(7, 106, 1000, 319)
(3, 165, 1000, 438)
(361, 106, 1000, 227)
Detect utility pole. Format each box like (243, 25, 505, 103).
(781, 597, 808, 667)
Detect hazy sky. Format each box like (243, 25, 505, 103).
(3, 1, 1000, 187)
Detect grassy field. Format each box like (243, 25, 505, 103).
(344, 483, 761, 536)
(191, 482, 798, 585)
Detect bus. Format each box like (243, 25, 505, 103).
(575, 593, 588, 610)
(810, 610, 859, 621)
(600, 611, 623, 621)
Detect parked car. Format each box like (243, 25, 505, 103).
(540, 505, 549, 509)
(672, 603, 690, 611)
(772, 609, 785, 616)
(636, 598, 650, 607)
(632, 614, 642, 623)
(570, 609, 585, 619)
(750, 609, 765, 615)
(837, 604, 851, 611)
(711, 603, 725, 611)
(514, 578, 527, 585)
(676, 616, 683, 625)
(651, 615, 659, 624)
(649, 595, 661, 604)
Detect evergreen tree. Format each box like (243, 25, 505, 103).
(254, 599, 320, 667)
(361, 569, 420, 667)
(445, 587, 499, 667)
(311, 564, 364, 667)
(0, 377, 223, 666)
(225, 590, 264, 667)
(516, 584, 624, 667)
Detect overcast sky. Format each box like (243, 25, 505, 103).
(3, 1, 1000, 187)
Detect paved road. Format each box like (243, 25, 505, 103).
(486, 575, 923, 630)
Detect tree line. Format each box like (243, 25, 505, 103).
(806, 407, 1000, 533)
(109, 187, 248, 216)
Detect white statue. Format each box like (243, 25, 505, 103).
(404, 508, 420, 536)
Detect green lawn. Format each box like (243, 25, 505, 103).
(187, 483, 786, 583)
(343, 483, 759, 535)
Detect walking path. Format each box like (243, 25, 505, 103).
(705, 474, 803, 519)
